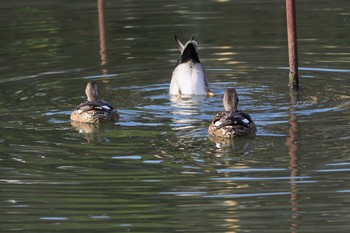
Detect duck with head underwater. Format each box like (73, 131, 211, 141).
(70, 81, 119, 123)
(208, 88, 256, 138)
(170, 35, 213, 96)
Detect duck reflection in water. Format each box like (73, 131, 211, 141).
(71, 121, 117, 143)
(169, 94, 207, 132)
(208, 88, 256, 140)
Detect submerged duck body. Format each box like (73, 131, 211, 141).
(70, 81, 119, 123)
(170, 35, 212, 96)
(208, 88, 256, 138)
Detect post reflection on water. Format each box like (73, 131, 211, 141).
(97, 0, 108, 74)
(286, 90, 300, 233)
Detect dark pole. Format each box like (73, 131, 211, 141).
(286, 0, 299, 89)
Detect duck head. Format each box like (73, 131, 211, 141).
(175, 35, 200, 66)
(85, 81, 99, 101)
(223, 88, 239, 112)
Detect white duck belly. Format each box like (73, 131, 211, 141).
(170, 62, 206, 95)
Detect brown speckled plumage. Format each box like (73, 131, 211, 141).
(70, 81, 119, 123)
(208, 88, 256, 138)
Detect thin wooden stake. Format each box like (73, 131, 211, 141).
(286, 0, 300, 89)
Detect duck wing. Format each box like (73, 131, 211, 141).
(214, 111, 253, 129)
(76, 100, 113, 113)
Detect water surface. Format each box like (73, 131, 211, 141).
(1, 0, 350, 232)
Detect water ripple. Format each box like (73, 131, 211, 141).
(204, 192, 291, 198)
(211, 176, 311, 181)
(278, 66, 350, 73)
(217, 168, 286, 173)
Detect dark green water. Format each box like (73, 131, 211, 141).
(1, 0, 350, 232)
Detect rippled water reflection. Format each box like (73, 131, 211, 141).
(1, 0, 350, 232)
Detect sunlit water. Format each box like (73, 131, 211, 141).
(1, 0, 350, 232)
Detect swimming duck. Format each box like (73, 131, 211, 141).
(70, 81, 119, 123)
(208, 88, 256, 138)
(170, 35, 213, 96)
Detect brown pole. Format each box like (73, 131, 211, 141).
(286, 0, 299, 89)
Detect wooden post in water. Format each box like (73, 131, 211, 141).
(286, 0, 299, 89)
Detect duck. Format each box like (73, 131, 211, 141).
(70, 81, 119, 123)
(170, 35, 213, 96)
(208, 88, 256, 138)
